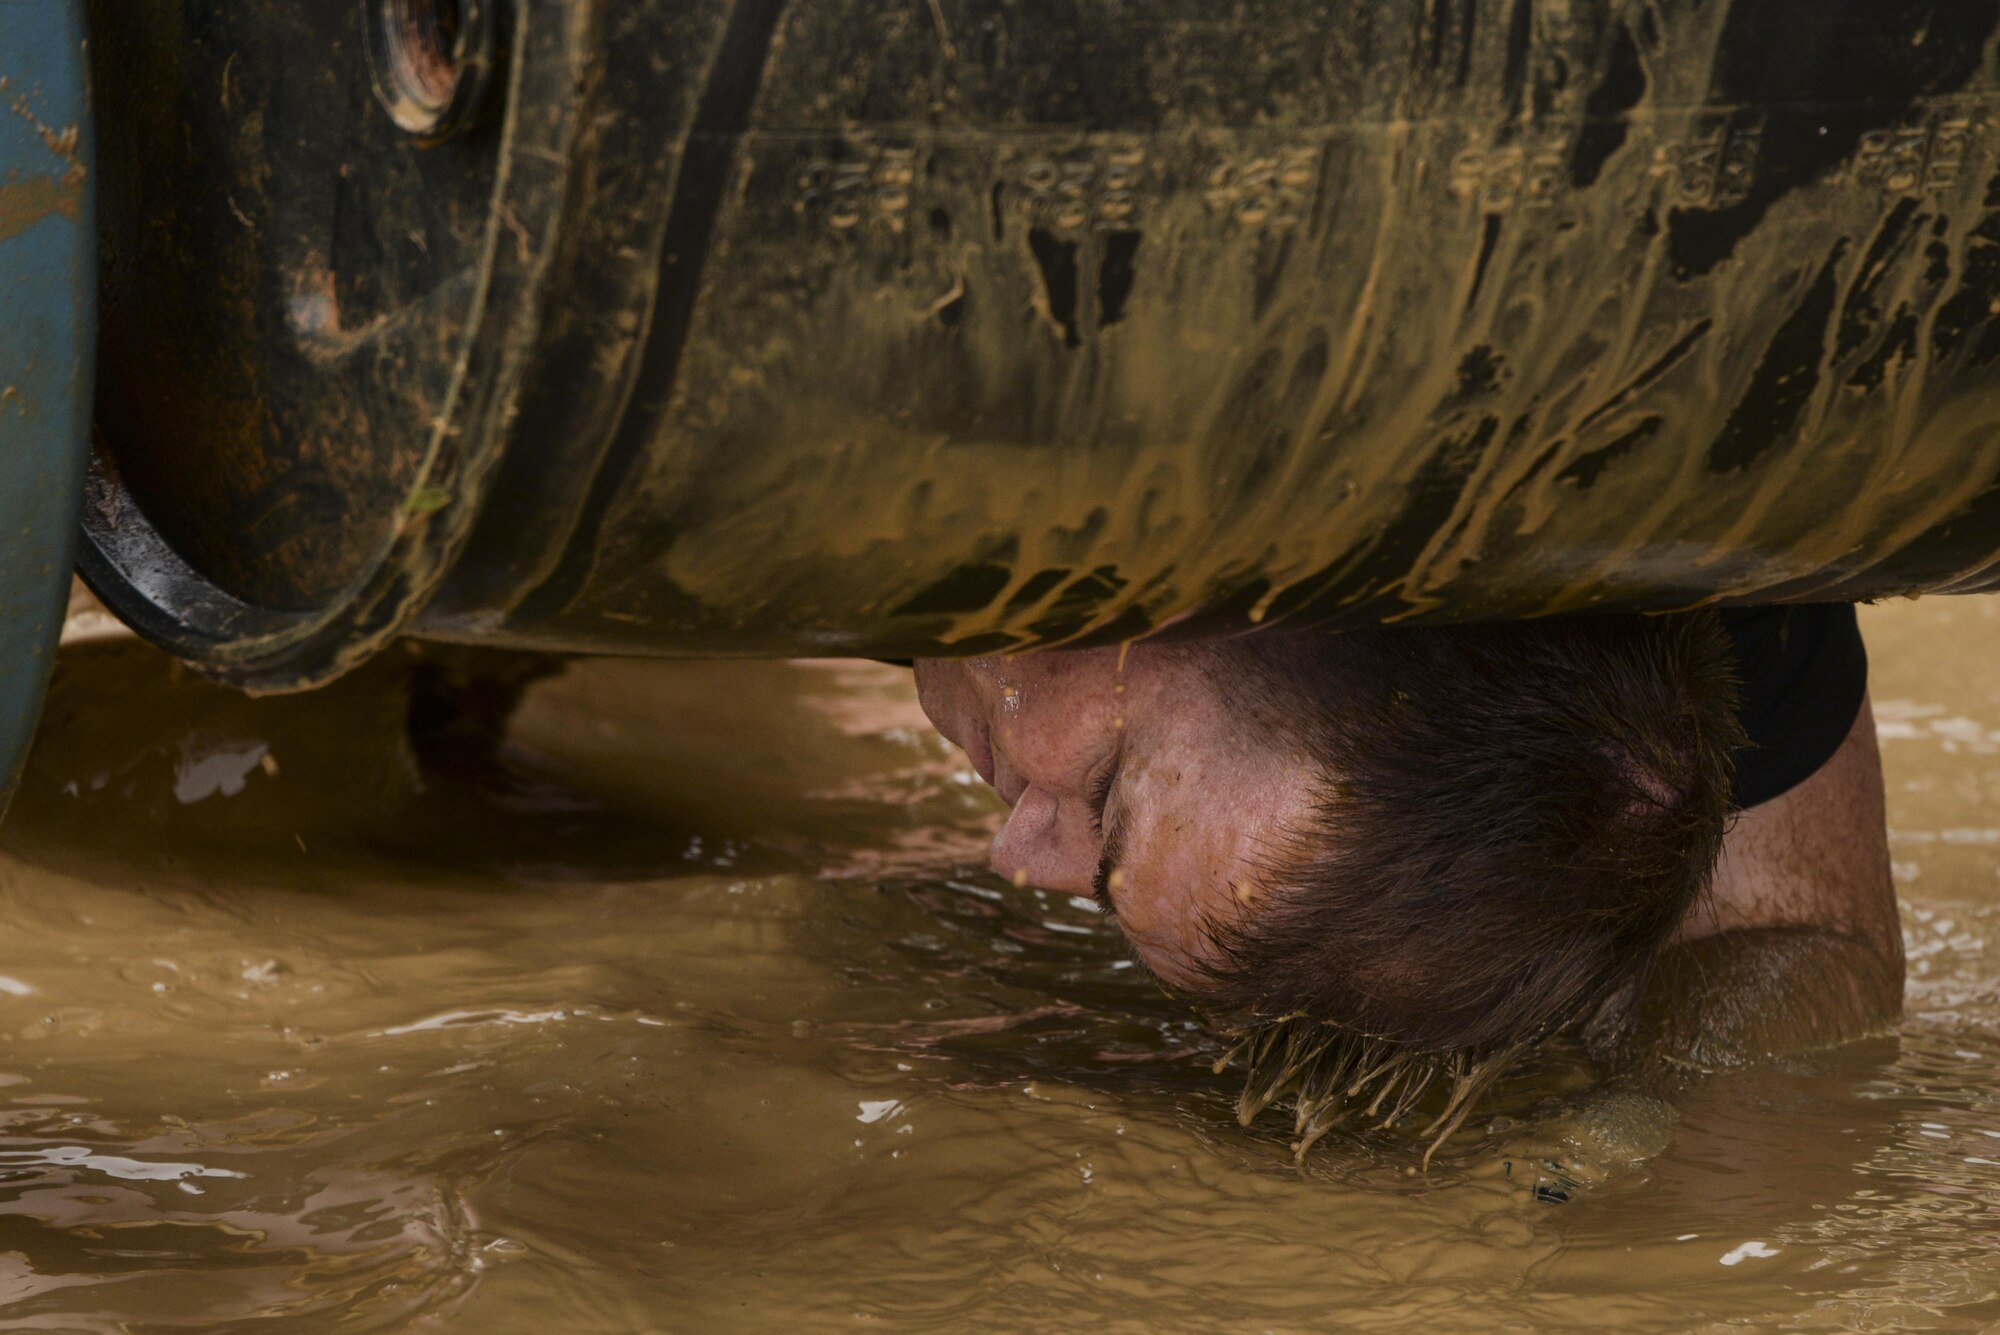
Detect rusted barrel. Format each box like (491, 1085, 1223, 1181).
(0, 2, 94, 813)
(78, 0, 2000, 690)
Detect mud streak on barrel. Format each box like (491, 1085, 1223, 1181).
(514, 0, 790, 623)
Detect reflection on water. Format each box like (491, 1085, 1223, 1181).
(0, 601, 1992, 1330)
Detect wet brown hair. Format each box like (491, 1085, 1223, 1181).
(1197, 611, 1743, 1152)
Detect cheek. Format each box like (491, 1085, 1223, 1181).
(1112, 847, 1246, 985)
(994, 693, 1118, 781)
(1120, 911, 1208, 987)
(994, 716, 1105, 782)
(988, 651, 1124, 772)
(1111, 765, 1272, 985)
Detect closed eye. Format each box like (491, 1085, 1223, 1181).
(1087, 756, 1119, 837)
(1087, 753, 1126, 914)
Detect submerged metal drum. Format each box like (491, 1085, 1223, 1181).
(79, 0, 2000, 690)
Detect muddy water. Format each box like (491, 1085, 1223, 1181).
(0, 602, 1995, 1331)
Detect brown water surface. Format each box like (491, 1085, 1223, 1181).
(0, 600, 1996, 1331)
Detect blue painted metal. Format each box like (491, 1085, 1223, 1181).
(0, 0, 94, 820)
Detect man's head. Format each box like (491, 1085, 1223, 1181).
(913, 612, 1742, 1055)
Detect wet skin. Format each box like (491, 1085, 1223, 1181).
(916, 646, 1906, 1062)
(913, 644, 1315, 988)
(1622, 695, 1905, 1068)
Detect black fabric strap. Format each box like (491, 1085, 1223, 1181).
(1719, 604, 1868, 811)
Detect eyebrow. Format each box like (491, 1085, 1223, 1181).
(1089, 754, 1127, 914)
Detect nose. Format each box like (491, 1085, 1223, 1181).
(989, 785, 1090, 893)
(989, 785, 1058, 884)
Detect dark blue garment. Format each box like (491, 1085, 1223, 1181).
(1718, 605, 1868, 811)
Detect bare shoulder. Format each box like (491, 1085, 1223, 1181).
(1597, 695, 1905, 1072)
